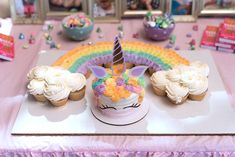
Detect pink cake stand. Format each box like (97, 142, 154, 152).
(90, 99, 149, 126)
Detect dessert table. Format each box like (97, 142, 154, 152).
(1, 18, 235, 156)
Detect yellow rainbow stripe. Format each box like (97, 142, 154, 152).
(52, 42, 189, 74)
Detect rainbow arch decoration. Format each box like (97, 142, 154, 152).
(52, 41, 189, 74)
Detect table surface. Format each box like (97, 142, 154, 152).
(1, 18, 235, 156)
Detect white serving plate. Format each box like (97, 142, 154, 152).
(11, 50, 235, 135)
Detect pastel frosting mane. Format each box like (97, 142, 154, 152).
(52, 42, 189, 74)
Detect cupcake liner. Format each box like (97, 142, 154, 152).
(33, 94, 47, 102)
(152, 86, 166, 96)
(188, 90, 207, 101)
(167, 93, 189, 105)
(50, 98, 68, 107)
(69, 86, 86, 101)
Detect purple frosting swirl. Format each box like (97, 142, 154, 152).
(116, 78, 125, 86)
(102, 55, 112, 64)
(95, 84, 105, 96)
(125, 85, 135, 93)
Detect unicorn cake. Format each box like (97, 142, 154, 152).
(89, 36, 149, 125)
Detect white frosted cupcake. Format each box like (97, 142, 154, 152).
(166, 82, 189, 105)
(44, 81, 70, 107)
(179, 69, 198, 87)
(166, 68, 182, 82)
(27, 66, 51, 81)
(27, 79, 46, 102)
(49, 66, 71, 78)
(150, 71, 169, 96)
(190, 61, 209, 77)
(65, 73, 86, 101)
(188, 76, 208, 101)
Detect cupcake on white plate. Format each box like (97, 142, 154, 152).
(65, 73, 86, 101)
(190, 61, 209, 77)
(179, 68, 198, 87)
(150, 71, 169, 96)
(44, 80, 70, 107)
(27, 79, 46, 102)
(165, 81, 189, 105)
(46, 66, 71, 84)
(188, 75, 208, 101)
(50, 66, 71, 78)
(166, 68, 182, 82)
(27, 66, 51, 81)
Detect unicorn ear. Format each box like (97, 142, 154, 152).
(89, 66, 107, 79)
(129, 66, 148, 77)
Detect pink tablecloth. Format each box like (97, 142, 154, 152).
(1, 18, 235, 156)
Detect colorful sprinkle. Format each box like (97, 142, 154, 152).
(165, 43, 173, 49)
(189, 39, 196, 46)
(98, 34, 104, 39)
(56, 44, 61, 49)
(18, 33, 25, 40)
(48, 24, 54, 31)
(132, 33, 139, 39)
(118, 31, 124, 39)
(189, 45, 195, 50)
(28, 34, 35, 44)
(186, 33, 192, 38)
(174, 46, 180, 50)
(193, 25, 198, 31)
(117, 25, 123, 31)
(169, 34, 176, 44)
(50, 42, 56, 49)
(22, 44, 29, 49)
(57, 31, 62, 35)
(96, 27, 102, 33)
